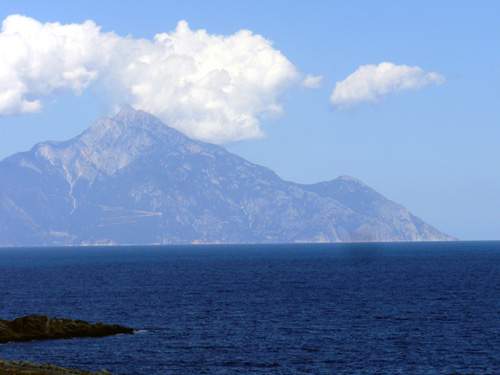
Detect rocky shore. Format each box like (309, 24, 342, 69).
(0, 359, 111, 375)
(0, 315, 133, 343)
(0, 315, 134, 374)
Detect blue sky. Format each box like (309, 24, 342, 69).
(0, 1, 499, 240)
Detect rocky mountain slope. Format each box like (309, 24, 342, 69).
(0, 107, 453, 246)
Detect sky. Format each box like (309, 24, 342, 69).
(0, 1, 498, 240)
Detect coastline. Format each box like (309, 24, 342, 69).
(0, 359, 110, 375)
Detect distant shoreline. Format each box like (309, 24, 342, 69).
(18, 240, 500, 251)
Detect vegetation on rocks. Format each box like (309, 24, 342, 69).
(0, 360, 111, 375)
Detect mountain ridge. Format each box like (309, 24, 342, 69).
(0, 107, 454, 246)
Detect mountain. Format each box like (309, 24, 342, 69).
(0, 107, 453, 246)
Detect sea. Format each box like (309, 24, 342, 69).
(0, 241, 499, 374)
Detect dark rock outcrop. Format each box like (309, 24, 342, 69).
(0, 359, 110, 374)
(0, 315, 133, 343)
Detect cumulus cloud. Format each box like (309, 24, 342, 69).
(0, 15, 114, 115)
(0, 15, 300, 143)
(330, 62, 444, 108)
(302, 74, 323, 89)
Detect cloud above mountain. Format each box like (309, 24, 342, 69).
(0, 15, 303, 143)
(330, 62, 444, 108)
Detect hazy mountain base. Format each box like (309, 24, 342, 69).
(0, 107, 453, 246)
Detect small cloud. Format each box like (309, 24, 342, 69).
(330, 62, 444, 108)
(302, 74, 323, 89)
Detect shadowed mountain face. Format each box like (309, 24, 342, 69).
(0, 107, 453, 246)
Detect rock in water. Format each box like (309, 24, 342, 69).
(0, 315, 133, 343)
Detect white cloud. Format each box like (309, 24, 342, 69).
(0, 15, 300, 143)
(302, 74, 323, 89)
(330, 62, 444, 108)
(0, 15, 114, 115)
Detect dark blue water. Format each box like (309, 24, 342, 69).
(1, 242, 500, 374)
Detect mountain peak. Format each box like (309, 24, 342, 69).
(96, 105, 159, 131)
(81, 106, 186, 148)
(28, 108, 189, 180)
(115, 103, 136, 115)
(111, 105, 153, 124)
